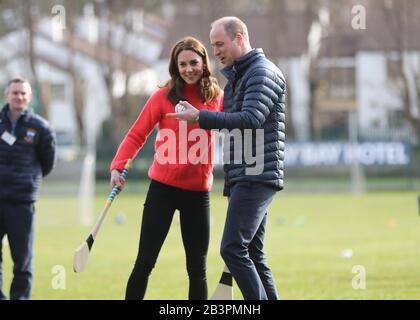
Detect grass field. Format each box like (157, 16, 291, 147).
(1, 187, 420, 300)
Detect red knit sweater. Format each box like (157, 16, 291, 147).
(110, 84, 222, 191)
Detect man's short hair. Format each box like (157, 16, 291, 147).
(7, 77, 31, 88)
(212, 16, 249, 41)
(5, 77, 32, 94)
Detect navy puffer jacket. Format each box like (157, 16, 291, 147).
(199, 49, 286, 191)
(0, 104, 56, 203)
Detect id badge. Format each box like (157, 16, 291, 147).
(1, 131, 17, 146)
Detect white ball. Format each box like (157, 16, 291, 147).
(175, 104, 186, 113)
(115, 213, 126, 225)
(340, 249, 353, 259)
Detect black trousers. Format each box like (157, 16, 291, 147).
(125, 180, 210, 300)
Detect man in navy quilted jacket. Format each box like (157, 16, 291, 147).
(168, 16, 286, 300)
(0, 78, 56, 300)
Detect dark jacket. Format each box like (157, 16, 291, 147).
(0, 104, 56, 202)
(199, 49, 286, 191)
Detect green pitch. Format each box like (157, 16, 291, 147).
(1, 189, 419, 299)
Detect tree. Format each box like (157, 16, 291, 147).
(382, 0, 420, 139)
(12, 0, 49, 118)
(304, 0, 327, 140)
(64, 0, 88, 146)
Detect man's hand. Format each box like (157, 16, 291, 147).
(110, 169, 126, 193)
(166, 100, 200, 123)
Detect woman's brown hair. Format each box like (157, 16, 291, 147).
(164, 36, 221, 104)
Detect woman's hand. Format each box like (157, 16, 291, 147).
(110, 169, 126, 193)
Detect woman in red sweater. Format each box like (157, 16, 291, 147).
(110, 37, 222, 300)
